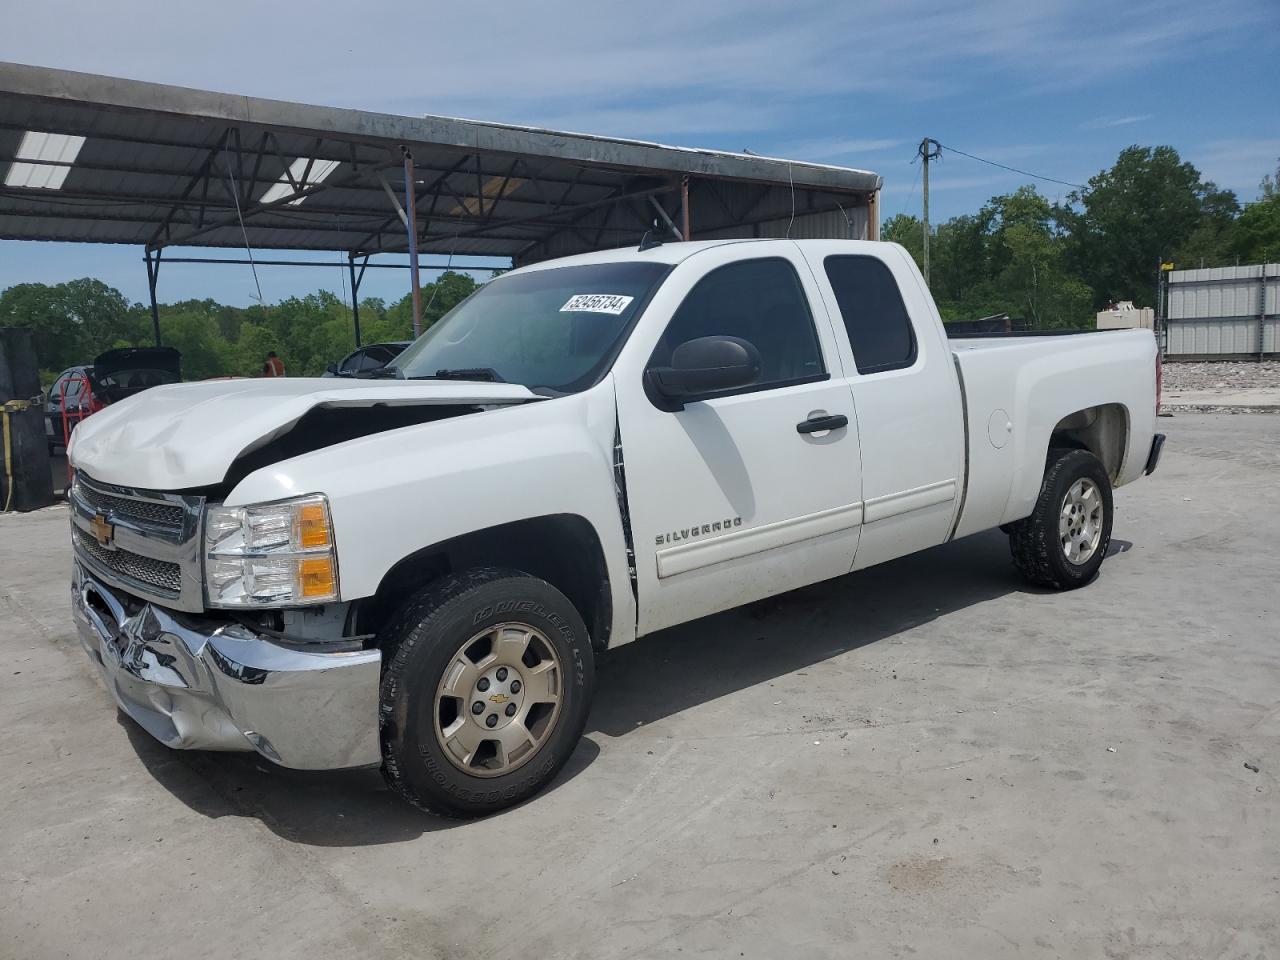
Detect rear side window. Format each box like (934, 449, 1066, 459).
(651, 257, 825, 391)
(823, 256, 917, 374)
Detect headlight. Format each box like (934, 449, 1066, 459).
(203, 494, 339, 607)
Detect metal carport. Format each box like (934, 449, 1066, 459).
(0, 62, 882, 344)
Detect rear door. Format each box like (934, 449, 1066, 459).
(615, 244, 864, 635)
(800, 244, 965, 570)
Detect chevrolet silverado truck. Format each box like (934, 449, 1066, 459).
(67, 239, 1165, 816)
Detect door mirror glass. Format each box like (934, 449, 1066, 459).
(647, 335, 761, 408)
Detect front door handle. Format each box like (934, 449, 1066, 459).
(796, 414, 848, 434)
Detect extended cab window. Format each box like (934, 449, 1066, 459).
(650, 257, 825, 392)
(823, 255, 918, 374)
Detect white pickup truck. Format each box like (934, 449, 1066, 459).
(68, 239, 1164, 816)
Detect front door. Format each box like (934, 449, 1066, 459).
(614, 245, 865, 636)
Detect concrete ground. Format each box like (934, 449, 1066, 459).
(2, 413, 1277, 960)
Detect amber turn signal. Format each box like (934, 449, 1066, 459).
(299, 556, 337, 598)
(296, 503, 332, 549)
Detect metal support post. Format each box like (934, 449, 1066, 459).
(403, 149, 423, 338)
(348, 254, 367, 348)
(1258, 262, 1268, 362)
(144, 248, 163, 346)
(681, 176, 691, 241)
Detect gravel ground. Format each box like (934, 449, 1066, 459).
(1161, 360, 1280, 413)
(1162, 359, 1280, 392)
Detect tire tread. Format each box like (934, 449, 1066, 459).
(378, 567, 529, 817)
(377, 567, 590, 817)
(1008, 448, 1110, 590)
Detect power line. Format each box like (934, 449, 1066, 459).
(933, 141, 1086, 190)
(900, 158, 922, 218)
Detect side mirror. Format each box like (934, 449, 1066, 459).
(647, 335, 761, 410)
(325, 363, 338, 375)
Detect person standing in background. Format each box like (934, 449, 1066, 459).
(262, 351, 286, 377)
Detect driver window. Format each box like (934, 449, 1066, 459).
(651, 257, 825, 392)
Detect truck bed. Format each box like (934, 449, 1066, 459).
(948, 328, 1159, 541)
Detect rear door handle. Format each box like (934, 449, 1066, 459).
(796, 414, 848, 434)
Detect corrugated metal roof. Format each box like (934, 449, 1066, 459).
(0, 62, 881, 264)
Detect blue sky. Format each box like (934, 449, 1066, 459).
(2, 0, 1278, 306)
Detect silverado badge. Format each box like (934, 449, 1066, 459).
(89, 513, 115, 548)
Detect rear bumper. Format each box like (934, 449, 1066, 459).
(71, 563, 382, 769)
(1144, 433, 1166, 476)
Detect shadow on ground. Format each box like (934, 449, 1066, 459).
(589, 529, 1033, 737)
(123, 716, 602, 844)
(128, 529, 1105, 845)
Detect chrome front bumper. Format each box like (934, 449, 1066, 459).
(72, 563, 382, 770)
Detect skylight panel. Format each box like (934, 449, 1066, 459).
(259, 157, 340, 205)
(4, 131, 87, 189)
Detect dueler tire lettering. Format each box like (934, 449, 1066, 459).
(378, 567, 595, 817)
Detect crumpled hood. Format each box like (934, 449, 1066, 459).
(69, 376, 538, 489)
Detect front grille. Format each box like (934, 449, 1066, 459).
(74, 527, 183, 594)
(76, 480, 185, 532)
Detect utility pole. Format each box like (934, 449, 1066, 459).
(918, 139, 942, 286)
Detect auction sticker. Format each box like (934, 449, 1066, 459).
(560, 294, 634, 315)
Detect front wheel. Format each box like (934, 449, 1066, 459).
(378, 568, 594, 817)
(1008, 448, 1113, 590)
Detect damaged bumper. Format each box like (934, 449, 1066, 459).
(72, 563, 382, 769)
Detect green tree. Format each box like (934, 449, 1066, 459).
(0, 278, 145, 373)
(382, 270, 482, 340)
(1059, 145, 1238, 305)
(0, 282, 84, 372)
(1227, 195, 1280, 264)
(881, 214, 924, 268)
(158, 311, 236, 380)
(63, 278, 144, 349)
(1260, 159, 1279, 200)
(930, 211, 994, 320)
(984, 188, 1092, 328)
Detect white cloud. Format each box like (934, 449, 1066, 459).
(1079, 115, 1154, 130)
(777, 137, 908, 161)
(434, 98, 787, 139)
(1, 0, 1270, 130)
(1187, 138, 1280, 199)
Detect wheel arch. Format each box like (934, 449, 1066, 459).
(1047, 402, 1130, 483)
(360, 513, 613, 652)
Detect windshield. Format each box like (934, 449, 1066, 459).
(393, 261, 670, 394)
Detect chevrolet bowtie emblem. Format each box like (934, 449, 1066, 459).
(489, 693, 509, 704)
(89, 513, 115, 548)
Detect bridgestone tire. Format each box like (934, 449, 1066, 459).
(378, 567, 594, 818)
(1008, 448, 1113, 591)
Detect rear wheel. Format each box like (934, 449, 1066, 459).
(1008, 448, 1113, 590)
(378, 568, 594, 817)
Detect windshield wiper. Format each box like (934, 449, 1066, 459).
(366, 366, 402, 379)
(414, 367, 506, 383)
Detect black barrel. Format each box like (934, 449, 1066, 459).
(0, 327, 55, 512)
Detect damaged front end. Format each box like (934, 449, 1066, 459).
(72, 563, 382, 769)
